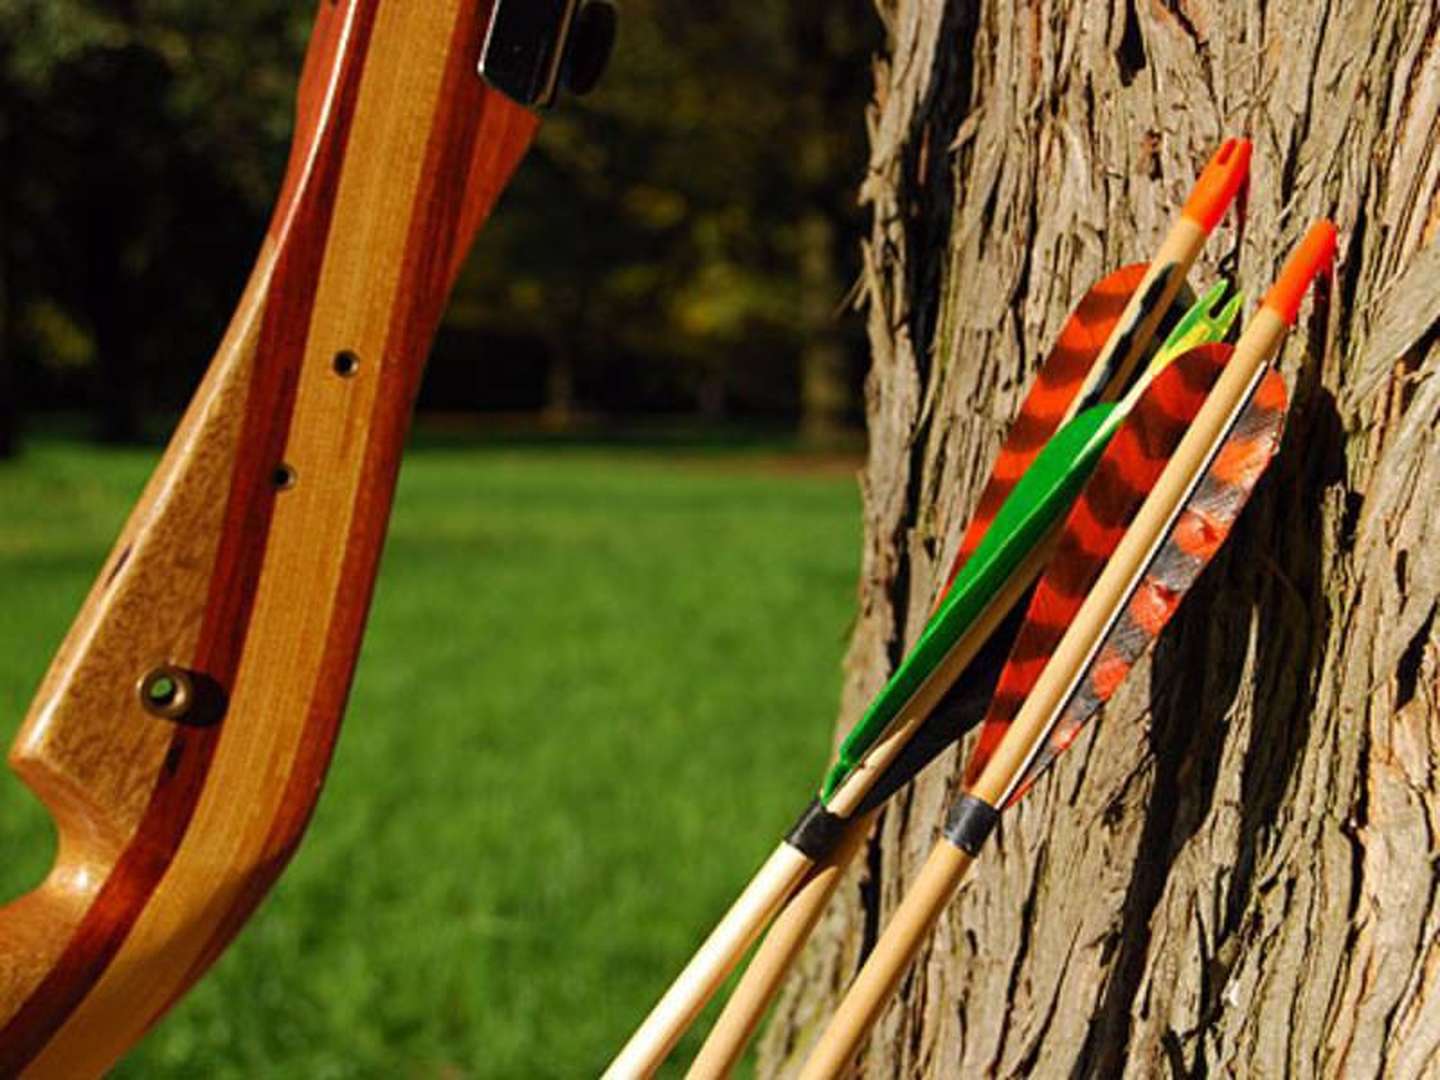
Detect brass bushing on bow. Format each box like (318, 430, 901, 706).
(137, 664, 196, 722)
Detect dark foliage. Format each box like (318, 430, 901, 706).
(0, 1, 879, 451)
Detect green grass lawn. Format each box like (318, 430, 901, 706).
(0, 435, 860, 1078)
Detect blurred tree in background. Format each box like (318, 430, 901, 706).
(0, 0, 877, 457)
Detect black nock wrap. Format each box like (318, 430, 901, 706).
(944, 795, 1000, 856)
(854, 595, 1027, 817)
(785, 797, 847, 860)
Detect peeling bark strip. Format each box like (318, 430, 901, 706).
(762, 2, 1440, 1077)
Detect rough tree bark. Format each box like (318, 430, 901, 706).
(760, 2, 1440, 1077)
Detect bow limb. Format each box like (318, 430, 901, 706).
(0, 2, 540, 1073)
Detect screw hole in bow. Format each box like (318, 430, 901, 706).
(272, 464, 298, 491)
(333, 350, 360, 377)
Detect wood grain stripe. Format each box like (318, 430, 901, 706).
(164, 3, 536, 1006)
(0, 6, 380, 1071)
(21, 5, 469, 1069)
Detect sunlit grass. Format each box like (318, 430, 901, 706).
(0, 435, 859, 1078)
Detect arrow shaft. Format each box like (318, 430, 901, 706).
(611, 511, 1056, 1077)
(612, 143, 1256, 1080)
(686, 810, 879, 1080)
(658, 192, 1249, 1080)
(1066, 218, 1206, 416)
(792, 318, 1281, 1078)
(796, 841, 975, 1080)
(826, 534, 1055, 815)
(686, 267, 1243, 1080)
(603, 844, 811, 1079)
(825, 176, 1234, 802)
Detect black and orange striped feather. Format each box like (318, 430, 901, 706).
(964, 343, 1238, 784)
(942, 263, 1149, 591)
(1007, 364, 1287, 800)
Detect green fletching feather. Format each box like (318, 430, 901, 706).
(820, 403, 1116, 801)
(1146, 279, 1243, 377)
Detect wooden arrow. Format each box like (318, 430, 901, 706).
(794, 220, 1336, 1080)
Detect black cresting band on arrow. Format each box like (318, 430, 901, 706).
(785, 798, 848, 860)
(944, 795, 1000, 856)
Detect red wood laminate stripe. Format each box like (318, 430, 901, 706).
(0, 6, 381, 1069)
(275, 0, 349, 229)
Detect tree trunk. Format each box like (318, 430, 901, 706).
(760, 2, 1440, 1077)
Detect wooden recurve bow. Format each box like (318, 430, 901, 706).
(0, 1, 613, 1074)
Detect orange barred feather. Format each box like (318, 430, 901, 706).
(963, 344, 1233, 784)
(942, 264, 1149, 593)
(1006, 365, 1289, 803)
